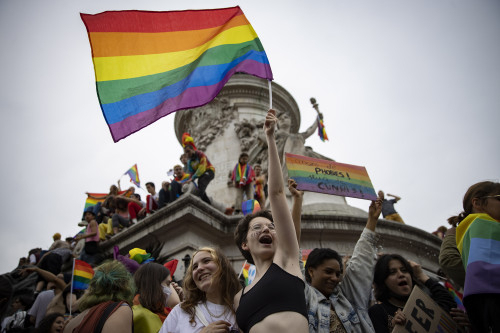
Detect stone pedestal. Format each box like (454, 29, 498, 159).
(101, 74, 442, 282)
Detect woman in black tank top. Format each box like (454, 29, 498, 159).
(234, 109, 308, 333)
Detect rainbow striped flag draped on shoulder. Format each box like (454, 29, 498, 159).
(81, 6, 273, 142)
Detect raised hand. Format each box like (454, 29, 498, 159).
(288, 179, 303, 198)
(263, 109, 278, 136)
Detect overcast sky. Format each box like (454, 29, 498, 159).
(0, 0, 498, 274)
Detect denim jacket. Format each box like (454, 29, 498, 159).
(304, 228, 378, 333)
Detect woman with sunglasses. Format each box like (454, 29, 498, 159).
(451, 181, 500, 332)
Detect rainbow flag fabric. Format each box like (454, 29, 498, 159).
(125, 164, 140, 187)
(81, 6, 273, 142)
(232, 163, 254, 186)
(285, 153, 377, 200)
(83, 189, 131, 216)
(317, 115, 328, 142)
(456, 213, 500, 298)
(72, 259, 94, 290)
(241, 199, 261, 216)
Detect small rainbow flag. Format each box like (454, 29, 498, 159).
(242, 199, 260, 216)
(444, 281, 465, 311)
(317, 115, 328, 142)
(241, 261, 256, 286)
(81, 6, 273, 142)
(72, 259, 94, 290)
(285, 153, 377, 200)
(301, 249, 312, 267)
(125, 164, 140, 187)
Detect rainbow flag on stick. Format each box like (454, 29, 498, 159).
(239, 261, 256, 286)
(285, 153, 377, 200)
(81, 6, 273, 142)
(72, 259, 94, 290)
(125, 164, 140, 187)
(317, 115, 328, 142)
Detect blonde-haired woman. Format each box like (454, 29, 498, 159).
(160, 247, 241, 333)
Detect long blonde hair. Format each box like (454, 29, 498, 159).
(180, 247, 241, 324)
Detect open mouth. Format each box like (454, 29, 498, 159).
(259, 235, 273, 244)
(398, 281, 408, 287)
(199, 273, 210, 281)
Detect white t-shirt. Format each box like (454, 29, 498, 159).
(160, 301, 237, 333)
(28, 290, 55, 327)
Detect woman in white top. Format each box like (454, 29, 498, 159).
(160, 247, 241, 333)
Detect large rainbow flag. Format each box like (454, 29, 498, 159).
(72, 259, 94, 290)
(81, 6, 273, 142)
(285, 153, 377, 200)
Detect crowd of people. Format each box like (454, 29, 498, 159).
(2, 109, 498, 332)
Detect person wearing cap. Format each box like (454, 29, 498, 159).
(181, 133, 215, 205)
(75, 207, 100, 265)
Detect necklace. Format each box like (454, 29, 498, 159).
(204, 302, 228, 319)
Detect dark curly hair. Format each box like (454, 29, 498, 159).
(234, 210, 273, 264)
(373, 254, 415, 302)
(36, 312, 64, 333)
(304, 248, 343, 284)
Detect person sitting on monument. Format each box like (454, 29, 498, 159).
(377, 190, 404, 223)
(231, 153, 255, 214)
(158, 181, 171, 209)
(253, 164, 267, 209)
(106, 195, 143, 235)
(181, 133, 215, 205)
(369, 254, 457, 333)
(169, 164, 191, 204)
(145, 182, 159, 216)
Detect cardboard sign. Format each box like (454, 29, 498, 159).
(285, 153, 377, 200)
(393, 286, 457, 333)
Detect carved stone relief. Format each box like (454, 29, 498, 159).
(180, 98, 235, 151)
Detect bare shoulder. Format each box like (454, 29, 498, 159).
(63, 310, 88, 333)
(102, 304, 133, 333)
(234, 289, 243, 310)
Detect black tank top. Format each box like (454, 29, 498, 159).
(236, 263, 307, 332)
